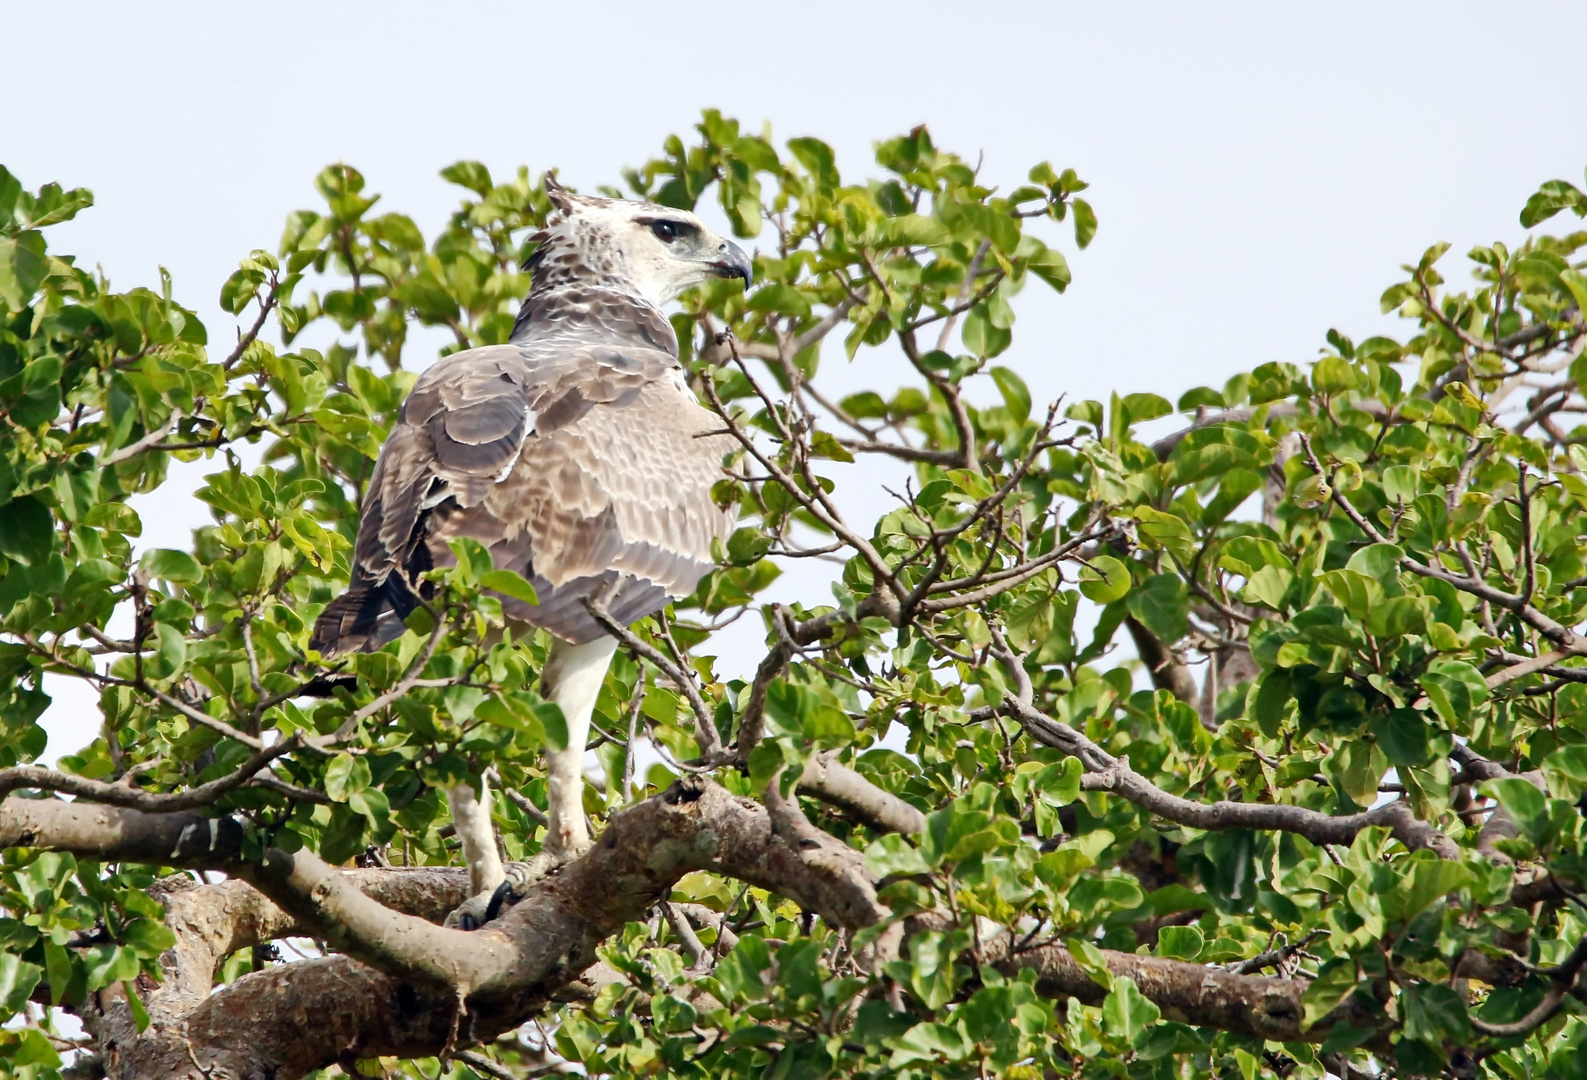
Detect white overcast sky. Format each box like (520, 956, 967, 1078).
(10, 1, 1587, 758)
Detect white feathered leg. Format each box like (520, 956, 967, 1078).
(541, 636, 618, 859)
(447, 780, 506, 896)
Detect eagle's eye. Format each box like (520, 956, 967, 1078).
(650, 221, 680, 243)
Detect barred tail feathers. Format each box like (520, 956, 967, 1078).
(309, 577, 417, 658)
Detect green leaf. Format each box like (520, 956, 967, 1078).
(866, 834, 930, 878)
(1382, 855, 1472, 924)
(1420, 660, 1488, 730)
(348, 787, 390, 830)
(125, 982, 151, 1032)
(989, 366, 1031, 423)
(440, 160, 494, 197)
(1220, 537, 1293, 577)
(746, 283, 812, 318)
(1033, 757, 1082, 805)
(1126, 574, 1189, 643)
(1131, 507, 1195, 564)
(42, 940, 71, 1006)
(1101, 977, 1160, 1042)
(1253, 671, 1293, 736)
(1344, 543, 1403, 582)
(0, 952, 42, 1014)
(888, 1021, 970, 1067)
(1369, 710, 1433, 768)
(1321, 570, 1382, 620)
(1312, 356, 1358, 394)
(875, 214, 950, 247)
(539, 703, 569, 752)
(10, 1027, 60, 1068)
(1027, 247, 1071, 292)
(1367, 595, 1428, 639)
(1071, 197, 1097, 249)
(787, 137, 837, 188)
(961, 302, 1011, 358)
(1401, 982, 1471, 1046)
(809, 430, 854, 462)
(1561, 268, 1587, 315)
(122, 918, 177, 956)
(1300, 959, 1359, 1031)
(839, 391, 889, 419)
(1241, 565, 1295, 611)
(141, 548, 203, 584)
(1156, 925, 1203, 960)
(479, 568, 539, 606)
(1121, 393, 1171, 425)
(153, 622, 186, 678)
(1520, 178, 1586, 227)
(1066, 938, 1113, 990)
(325, 752, 371, 801)
(0, 230, 48, 309)
(0, 495, 54, 567)
(1078, 555, 1131, 603)
(1481, 778, 1549, 847)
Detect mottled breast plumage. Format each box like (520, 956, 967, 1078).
(310, 287, 734, 656)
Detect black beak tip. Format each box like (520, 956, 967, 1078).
(715, 240, 753, 289)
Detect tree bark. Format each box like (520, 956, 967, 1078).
(0, 778, 1426, 1077)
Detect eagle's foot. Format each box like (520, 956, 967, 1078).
(444, 846, 586, 930)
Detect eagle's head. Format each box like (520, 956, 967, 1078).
(527, 175, 753, 307)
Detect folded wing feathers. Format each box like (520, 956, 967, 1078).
(311, 304, 734, 656)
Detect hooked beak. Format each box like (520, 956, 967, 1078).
(709, 239, 753, 288)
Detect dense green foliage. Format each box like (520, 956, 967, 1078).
(2, 117, 1587, 1079)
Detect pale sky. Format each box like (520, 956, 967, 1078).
(10, 1, 1587, 758)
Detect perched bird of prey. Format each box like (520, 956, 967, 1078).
(310, 177, 749, 906)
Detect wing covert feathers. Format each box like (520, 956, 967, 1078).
(310, 311, 734, 656)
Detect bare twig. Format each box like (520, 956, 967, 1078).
(103, 410, 184, 465)
(327, 612, 448, 743)
(583, 593, 724, 763)
(223, 272, 281, 370)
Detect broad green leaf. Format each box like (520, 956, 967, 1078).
(1101, 977, 1160, 1042)
(0, 953, 42, 1014)
(1066, 938, 1113, 990)
(1156, 925, 1203, 960)
(1300, 959, 1359, 1031)
(479, 568, 539, 606)
(1078, 555, 1130, 603)
(1241, 565, 1294, 611)
(325, 753, 371, 801)
(1420, 660, 1488, 730)
(1480, 778, 1549, 847)
(1401, 982, 1471, 1046)
(141, 548, 204, 583)
(990, 366, 1031, 423)
(1127, 574, 1189, 643)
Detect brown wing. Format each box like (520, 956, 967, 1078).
(310, 339, 734, 655)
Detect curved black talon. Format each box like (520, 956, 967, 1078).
(484, 878, 516, 924)
(459, 912, 478, 931)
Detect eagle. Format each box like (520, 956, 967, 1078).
(309, 177, 749, 906)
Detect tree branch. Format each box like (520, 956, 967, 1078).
(798, 751, 926, 835)
(0, 736, 301, 812)
(584, 594, 724, 762)
(991, 938, 1389, 1048)
(985, 633, 1459, 858)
